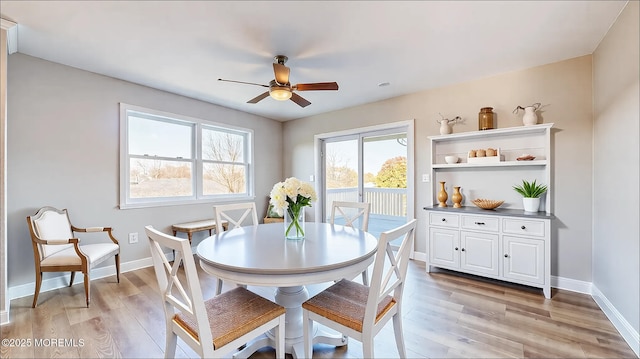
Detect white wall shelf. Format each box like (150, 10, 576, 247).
(429, 123, 553, 213)
(432, 160, 547, 169)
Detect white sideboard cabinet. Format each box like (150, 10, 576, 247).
(425, 124, 554, 298)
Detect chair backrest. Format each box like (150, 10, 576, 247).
(364, 219, 416, 329)
(145, 225, 214, 354)
(213, 202, 259, 231)
(27, 206, 74, 259)
(330, 201, 371, 231)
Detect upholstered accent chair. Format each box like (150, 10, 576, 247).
(26, 206, 120, 308)
(145, 225, 285, 358)
(330, 201, 372, 285)
(212, 202, 259, 295)
(302, 219, 416, 358)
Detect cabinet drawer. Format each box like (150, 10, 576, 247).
(461, 215, 499, 232)
(429, 212, 459, 228)
(503, 218, 546, 237)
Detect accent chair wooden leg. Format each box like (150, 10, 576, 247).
(84, 272, 90, 307)
(32, 271, 42, 308)
(70, 271, 75, 286)
(115, 254, 121, 283)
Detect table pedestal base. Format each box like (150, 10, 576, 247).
(232, 285, 347, 359)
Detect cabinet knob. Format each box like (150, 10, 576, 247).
(521, 225, 526, 230)
(504, 254, 509, 258)
(454, 247, 459, 251)
(442, 218, 446, 222)
(475, 222, 485, 225)
(461, 248, 465, 252)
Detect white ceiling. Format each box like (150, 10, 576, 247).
(0, 1, 627, 121)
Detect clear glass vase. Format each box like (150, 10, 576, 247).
(284, 207, 305, 240)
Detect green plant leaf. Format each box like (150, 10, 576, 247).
(513, 179, 547, 198)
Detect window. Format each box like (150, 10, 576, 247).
(120, 103, 253, 208)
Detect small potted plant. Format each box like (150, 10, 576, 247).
(513, 179, 547, 212)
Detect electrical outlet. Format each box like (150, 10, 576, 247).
(422, 174, 430, 182)
(128, 232, 138, 244)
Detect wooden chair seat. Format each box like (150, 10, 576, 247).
(302, 279, 395, 332)
(174, 287, 285, 349)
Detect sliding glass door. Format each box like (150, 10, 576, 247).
(321, 126, 410, 239)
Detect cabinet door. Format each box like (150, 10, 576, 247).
(460, 231, 499, 276)
(503, 235, 545, 285)
(429, 228, 459, 268)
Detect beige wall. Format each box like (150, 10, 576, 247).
(285, 55, 594, 281)
(6, 54, 283, 287)
(593, 1, 639, 335)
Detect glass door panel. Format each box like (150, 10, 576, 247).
(324, 137, 359, 224)
(362, 132, 407, 239)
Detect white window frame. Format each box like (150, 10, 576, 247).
(119, 103, 254, 209)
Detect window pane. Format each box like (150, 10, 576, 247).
(128, 115, 193, 158)
(203, 163, 246, 195)
(202, 128, 245, 162)
(129, 158, 192, 198)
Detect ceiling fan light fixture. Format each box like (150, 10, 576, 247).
(269, 86, 292, 101)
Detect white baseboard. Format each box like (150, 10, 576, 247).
(412, 251, 426, 263)
(551, 275, 593, 294)
(8, 257, 153, 301)
(0, 309, 8, 325)
(592, 285, 640, 358)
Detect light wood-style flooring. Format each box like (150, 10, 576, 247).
(1, 260, 636, 358)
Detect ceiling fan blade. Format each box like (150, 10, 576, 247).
(273, 63, 290, 85)
(295, 82, 339, 91)
(290, 93, 311, 108)
(218, 78, 269, 87)
(247, 91, 270, 104)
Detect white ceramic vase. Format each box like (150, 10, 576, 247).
(522, 106, 538, 126)
(522, 197, 541, 212)
(439, 121, 452, 135)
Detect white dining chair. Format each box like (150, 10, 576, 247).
(212, 202, 259, 294)
(145, 225, 285, 359)
(330, 201, 371, 285)
(214, 202, 259, 230)
(302, 219, 416, 359)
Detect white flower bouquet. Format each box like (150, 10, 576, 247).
(270, 177, 317, 239)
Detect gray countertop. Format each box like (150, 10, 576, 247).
(423, 205, 555, 219)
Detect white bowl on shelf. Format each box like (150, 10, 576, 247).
(445, 155, 459, 164)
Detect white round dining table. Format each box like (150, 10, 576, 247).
(196, 222, 378, 359)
